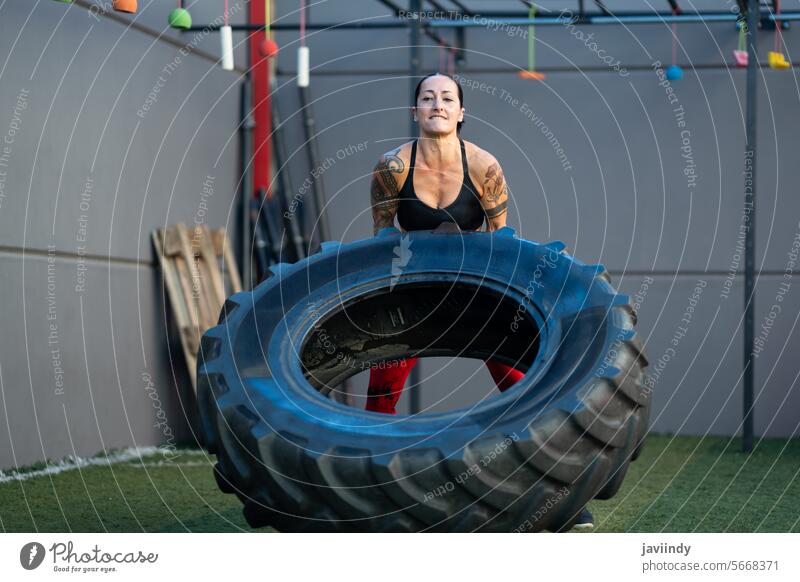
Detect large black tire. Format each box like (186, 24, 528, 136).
(197, 226, 650, 532)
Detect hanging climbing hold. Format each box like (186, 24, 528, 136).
(769, 0, 791, 70)
(113, 0, 137, 14)
(665, 4, 683, 81)
(260, 38, 279, 59)
(768, 51, 791, 69)
(666, 64, 684, 81)
(168, 8, 192, 30)
(733, 19, 748, 68)
(518, 70, 546, 80)
(518, 4, 545, 81)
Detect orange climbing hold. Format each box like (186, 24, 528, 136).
(112, 0, 137, 13)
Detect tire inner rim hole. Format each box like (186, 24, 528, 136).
(299, 281, 541, 399)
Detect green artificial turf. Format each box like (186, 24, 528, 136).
(1, 435, 798, 532)
(0, 449, 255, 533)
(589, 434, 800, 532)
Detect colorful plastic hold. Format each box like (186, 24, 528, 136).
(260, 38, 279, 59)
(518, 70, 545, 81)
(168, 8, 192, 30)
(733, 50, 748, 68)
(112, 0, 137, 14)
(52, 0, 73, 3)
(768, 51, 791, 70)
(665, 65, 683, 81)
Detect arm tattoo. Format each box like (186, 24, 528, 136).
(371, 149, 404, 234)
(481, 160, 509, 229)
(379, 149, 404, 192)
(482, 162, 506, 204)
(484, 199, 507, 219)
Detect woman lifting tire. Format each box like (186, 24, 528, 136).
(366, 72, 593, 529)
(198, 73, 650, 533)
(366, 72, 524, 412)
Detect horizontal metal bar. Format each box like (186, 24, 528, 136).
(186, 22, 410, 31)
(426, 16, 570, 26)
(187, 11, 800, 32)
(589, 13, 795, 24)
(590, 14, 741, 24)
(272, 59, 785, 77)
(425, 11, 800, 26)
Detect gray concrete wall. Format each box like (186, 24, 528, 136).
(0, 0, 244, 468)
(271, 0, 800, 438)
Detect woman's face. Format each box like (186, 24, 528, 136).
(413, 75, 464, 136)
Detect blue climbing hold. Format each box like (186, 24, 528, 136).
(666, 65, 684, 81)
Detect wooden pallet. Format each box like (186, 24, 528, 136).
(152, 224, 241, 391)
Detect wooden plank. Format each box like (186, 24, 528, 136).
(176, 224, 215, 329)
(217, 228, 242, 294)
(188, 227, 217, 330)
(154, 229, 193, 329)
(153, 223, 244, 394)
(211, 228, 225, 256)
(195, 224, 226, 313)
(152, 228, 199, 390)
(180, 326, 199, 388)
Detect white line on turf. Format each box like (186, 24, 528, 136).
(0, 447, 209, 484)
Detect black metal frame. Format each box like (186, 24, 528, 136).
(190, 1, 795, 30)
(218, 0, 773, 436)
(743, 0, 758, 453)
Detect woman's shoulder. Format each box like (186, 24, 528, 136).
(463, 140, 503, 198)
(373, 141, 414, 171)
(371, 141, 413, 194)
(462, 139, 501, 173)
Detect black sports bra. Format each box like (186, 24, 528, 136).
(396, 139, 485, 231)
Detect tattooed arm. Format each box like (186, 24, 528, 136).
(479, 155, 509, 232)
(370, 148, 404, 235)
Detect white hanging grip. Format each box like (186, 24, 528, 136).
(221, 25, 234, 71)
(298, 46, 310, 87)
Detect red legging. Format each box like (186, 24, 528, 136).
(365, 358, 524, 414)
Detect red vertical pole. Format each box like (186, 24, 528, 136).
(249, 0, 271, 199)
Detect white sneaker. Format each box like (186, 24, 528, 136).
(571, 507, 594, 531)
